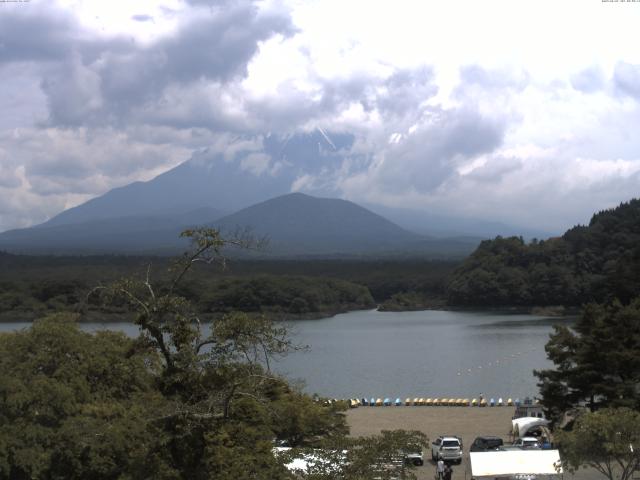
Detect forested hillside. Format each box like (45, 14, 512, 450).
(0, 253, 457, 321)
(447, 199, 640, 307)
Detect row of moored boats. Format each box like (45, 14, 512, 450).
(340, 397, 537, 407)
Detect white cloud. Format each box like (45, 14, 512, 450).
(1, 0, 640, 233)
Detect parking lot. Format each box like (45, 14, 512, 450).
(346, 406, 601, 480)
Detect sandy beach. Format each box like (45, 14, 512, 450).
(346, 406, 598, 480)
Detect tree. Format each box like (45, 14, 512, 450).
(0, 313, 170, 480)
(535, 297, 640, 424)
(282, 429, 429, 480)
(91, 228, 332, 477)
(0, 227, 426, 479)
(555, 408, 640, 480)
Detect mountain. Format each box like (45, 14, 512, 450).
(214, 193, 420, 255)
(0, 192, 481, 257)
(0, 208, 223, 254)
(1, 129, 543, 255)
(38, 130, 352, 228)
(214, 193, 480, 257)
(27, 130, 535, 240)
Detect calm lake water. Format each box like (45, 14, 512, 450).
(0, 309, 571, 401)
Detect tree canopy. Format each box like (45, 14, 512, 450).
(555, 408, 640, 480)
(447, 198, 640, 307)
(0, 227, 425, 479)
(535, 297, 640, 424)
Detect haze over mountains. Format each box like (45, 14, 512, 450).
(0, 131, 552, 257)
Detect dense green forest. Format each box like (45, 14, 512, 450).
(0, 252, 456, 321)
(0, 229, 427, 479)
(447, 199, 640, 307)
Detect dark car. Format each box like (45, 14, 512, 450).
(469, 436, 504, 452)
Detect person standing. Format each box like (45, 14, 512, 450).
(443, 463, 453, 480)
(436, 459, 445, 480)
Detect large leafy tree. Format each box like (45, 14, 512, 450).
(555, 408, 640, 480)
(0, 313, 171, 479)
(535, 297, 640, 423)
(0, 228, 423, 479)
(90, 228, 338, 477)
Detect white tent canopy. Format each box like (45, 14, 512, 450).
(470, 450, 562, 478)
(511, 417, 550, 438)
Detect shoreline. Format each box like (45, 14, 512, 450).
(0, 303, 580, 324)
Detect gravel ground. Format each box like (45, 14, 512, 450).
(346, 406, 601, 480)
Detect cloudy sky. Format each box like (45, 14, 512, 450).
(1, 0, 640, 233)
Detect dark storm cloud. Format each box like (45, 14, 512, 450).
(159, 6, 295, 84)
(613, 62, 640, 100)
(0, 7, 74, 63)
(5, 1, 296, 128)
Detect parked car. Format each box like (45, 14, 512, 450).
(404, 450, 424, 466)
(431, 436, 462, 464)
(469, 436, 504, 452)
(512, 436, 541, 449)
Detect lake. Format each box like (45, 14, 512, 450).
(274, 309, 570, 400)
(0, 309, 571, 401)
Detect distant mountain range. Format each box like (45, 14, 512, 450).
(0, 192, 481, 257)
(0, 130, 552, 256)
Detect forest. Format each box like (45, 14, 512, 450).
(446, 199, 640, 307)
(0, 252, 456, 322)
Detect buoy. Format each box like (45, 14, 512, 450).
(395, 398, 402, 406)
(471, 398, 478, 406)
(507, 398, 513, 406)
(497, 397, 504, 406)
(383, 398, 391, 406)
(405, 398, 412, 406)
(426, 398, 433, 405)
(490, 398, 495, 407)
